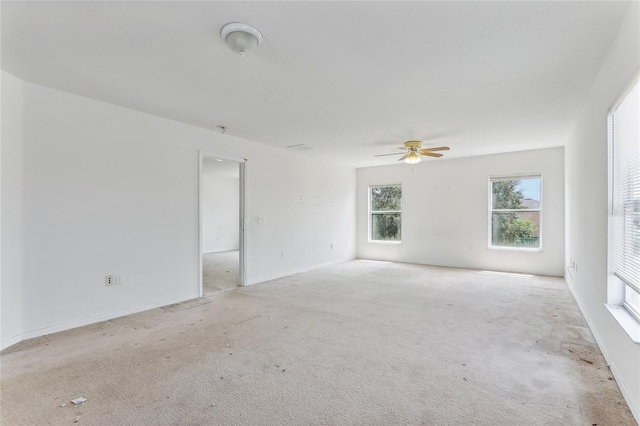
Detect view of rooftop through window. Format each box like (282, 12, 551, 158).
(519, 178, 541, 205)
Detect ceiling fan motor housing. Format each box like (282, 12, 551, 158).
(404, 141, 422, 150)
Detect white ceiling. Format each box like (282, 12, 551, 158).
(1, 1, 631, 168)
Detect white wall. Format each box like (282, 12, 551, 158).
(564, 2, 639, 421)
(247, 151, 356, 283)
(1, 72, 25, 348)
(357, 147, 565, 276)
(1, 73, 356, 349)
(202, 161, 239, 253)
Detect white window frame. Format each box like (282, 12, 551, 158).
(624, 286, 640, 322)
(369, 184, 402, 244)
(488, 174, 543, 252)
(607, 72, 640, 343)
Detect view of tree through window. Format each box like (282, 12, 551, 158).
(490, 177, 541, 249)
(370, 185, 401, 241)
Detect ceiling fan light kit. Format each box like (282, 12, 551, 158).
(405, 151, 422, 164)
(221, 22, 263, 56)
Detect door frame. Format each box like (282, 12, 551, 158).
(198, 150, 247, 296)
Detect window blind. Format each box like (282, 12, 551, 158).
(612, 80, 640, 294)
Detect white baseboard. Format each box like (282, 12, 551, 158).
(1, 334, 24, 352)
(246, 257, 354, 286)
(2, 293, 198, 351)
(202, 248, 239, 254)
(293, 258, 351, 275)
(564, 274, 640, 424)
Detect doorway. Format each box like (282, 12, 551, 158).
(199, 152, 246, 297)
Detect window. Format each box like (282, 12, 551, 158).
(489, 176, 541, 250)
(370, 185, 401, 242)
(610, 77, 640, 323)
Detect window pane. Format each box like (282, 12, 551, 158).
(492, 178, 540, 210)
(372, 213, 401, 241)
(624, 286, 640, 320)
(491, 212, 540, 248)
(371, 186, 401, 211)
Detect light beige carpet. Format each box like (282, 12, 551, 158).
(202, 250, 239, 295)
(1, 260, 635, 425)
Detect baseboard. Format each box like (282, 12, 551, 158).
(292, 258, 351, 275)
(564, 274, 640, 424)
(1, 333, 24, 352)
(5, 293, 198, 350)
(202, 249, 238, 254)
(246, 257, 354, 286)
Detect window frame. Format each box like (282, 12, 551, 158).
(488, 174, 543, 252)
(607, 72, 640, 342)
(623, 285, 640, 323)
(368, 184, 402, 244)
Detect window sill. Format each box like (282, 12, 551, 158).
(368, 240, 402, 245)
(488, 245, 542, 253)
(605, 304, 640, 344)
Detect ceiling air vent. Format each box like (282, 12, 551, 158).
(286, 144, 313, 151)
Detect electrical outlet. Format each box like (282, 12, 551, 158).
(115, 274, 123, 285)
(281, 251, 285, 258)
(105, 275, 114, 286)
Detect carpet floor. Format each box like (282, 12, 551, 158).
(1, 260, 635, 425)
(203, 250, 239, 296)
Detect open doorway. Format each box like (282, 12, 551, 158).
(199, 152, 246, 296)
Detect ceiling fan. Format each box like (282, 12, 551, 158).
(375, 141, 450, 164)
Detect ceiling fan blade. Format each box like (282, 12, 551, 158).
(421, 152, 443, 158)
(398, 154, 409, 162)
(421, 146, 450, 152)
(374, 152, 403, 157)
